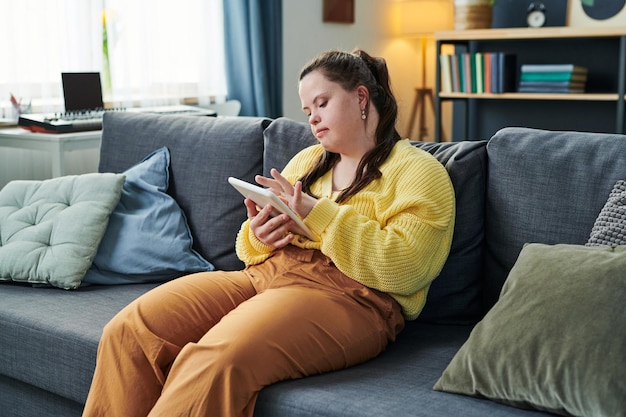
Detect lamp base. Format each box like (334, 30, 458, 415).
(407, 87, 441, 142)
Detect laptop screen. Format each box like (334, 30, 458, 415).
(61, 72, 104, 111)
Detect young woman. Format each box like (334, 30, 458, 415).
(82, 49, 455, 417)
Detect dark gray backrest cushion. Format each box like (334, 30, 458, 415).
(485, 127, 626, 309)
(100, 112, 270, 270)
(413, 141, 487, 324)
(264, 118, 488, 324)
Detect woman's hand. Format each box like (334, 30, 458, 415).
(255, 168, 317, 219)
(244, 199, 295, 249)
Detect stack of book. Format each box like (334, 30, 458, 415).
(439, 52, 517, 94)
(518, 64, 588, 93)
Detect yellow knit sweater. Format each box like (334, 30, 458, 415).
(235, 139, 455, 320)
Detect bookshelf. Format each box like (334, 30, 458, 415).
(434, 26, 626, 142)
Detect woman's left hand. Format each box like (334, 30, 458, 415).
(255, 168, 317, 219)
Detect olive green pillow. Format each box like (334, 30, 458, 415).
(434, 243, 626, 417)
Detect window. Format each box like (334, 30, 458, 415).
(1, 0, 226, 117)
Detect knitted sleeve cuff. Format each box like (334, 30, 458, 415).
(304, 197, 339, 237)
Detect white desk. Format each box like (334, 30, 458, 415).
(0, 128, 101, 177)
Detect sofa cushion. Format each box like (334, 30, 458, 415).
(84, 147, 214, 285)
(586, 179, 626, 247)
(99, 112, 271, 271)
(0, 283, 159, 405)
(485, 127, 626, 309)
(434, 243, 626, 417)
(256, 322, 549, 417)
(412, 141, 487, 324)
(0, 173, 124, 289)
(263, 117, 318, 175)
(264, 117, 488, 324)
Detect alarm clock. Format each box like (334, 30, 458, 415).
(527, 2, 547, 28)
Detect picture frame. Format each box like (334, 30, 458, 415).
(568, 0, 626, 27)
(323, 0, 355, 23)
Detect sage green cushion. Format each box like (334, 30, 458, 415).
(434, 243, 626, 417)
(0, 173, 125, 289)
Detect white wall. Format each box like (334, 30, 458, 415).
(282, 0, 451, 141)
(281, 0, 392, 123)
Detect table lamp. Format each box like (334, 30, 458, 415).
(398, 0, 453, 141)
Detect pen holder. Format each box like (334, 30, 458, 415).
(11, 102, 32, 121)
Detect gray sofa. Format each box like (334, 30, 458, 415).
(1, 112, 624, 417)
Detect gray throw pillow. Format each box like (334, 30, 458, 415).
(587, 179, 626, 247)
(99, 112, 269, 271)
(84, 147, 214, 285)
(434, 243, 626, 417)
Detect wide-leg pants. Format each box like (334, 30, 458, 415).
(82, 246, 405, 417)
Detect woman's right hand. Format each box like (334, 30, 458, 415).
(244, 198, 295, 249)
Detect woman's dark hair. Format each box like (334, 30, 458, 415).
(297, 49, 401, 203)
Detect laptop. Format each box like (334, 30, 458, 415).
(19, 72, 216, 133)
(60, 72, 216, 117)
(61, 72, 104, 111)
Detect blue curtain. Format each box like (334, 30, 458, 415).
(223, 0, 282, 118)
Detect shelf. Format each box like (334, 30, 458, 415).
(436, 26, 626, 42)
(434, 27, 626, 141)
(439, 92, 621, 101)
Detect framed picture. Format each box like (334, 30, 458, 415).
(323, 0, 354, 23)
(568, 0, 626, 27)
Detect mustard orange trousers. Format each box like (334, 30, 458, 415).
(82, 246, 404, 417)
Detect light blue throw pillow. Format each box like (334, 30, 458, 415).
(0, 173, 125, 289)
(83, 147, 214, 284)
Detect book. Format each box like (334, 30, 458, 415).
(440, 54, 452, 93)
(457, 53, 465, 93)
(520, 64, 588, 74)
(518, 86, 585, 93)
(475, 53, 484, 94)
(520, 72, 587, 82)
(470, 53, 477, 93)
(490, 53, 499, 93)
(450, 54, 460, 92)
(496, 53, 517, 93)
(438, 51, 518, 95)
(464, 53, 473, 93)
(483, 52, 492, 93)
(519, 80, 586, 89)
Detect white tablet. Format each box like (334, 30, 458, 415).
(228, 177, 315, 240)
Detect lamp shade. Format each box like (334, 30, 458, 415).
(397, 0, 454, 35)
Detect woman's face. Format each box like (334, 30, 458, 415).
(299, 70, 367, 155)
